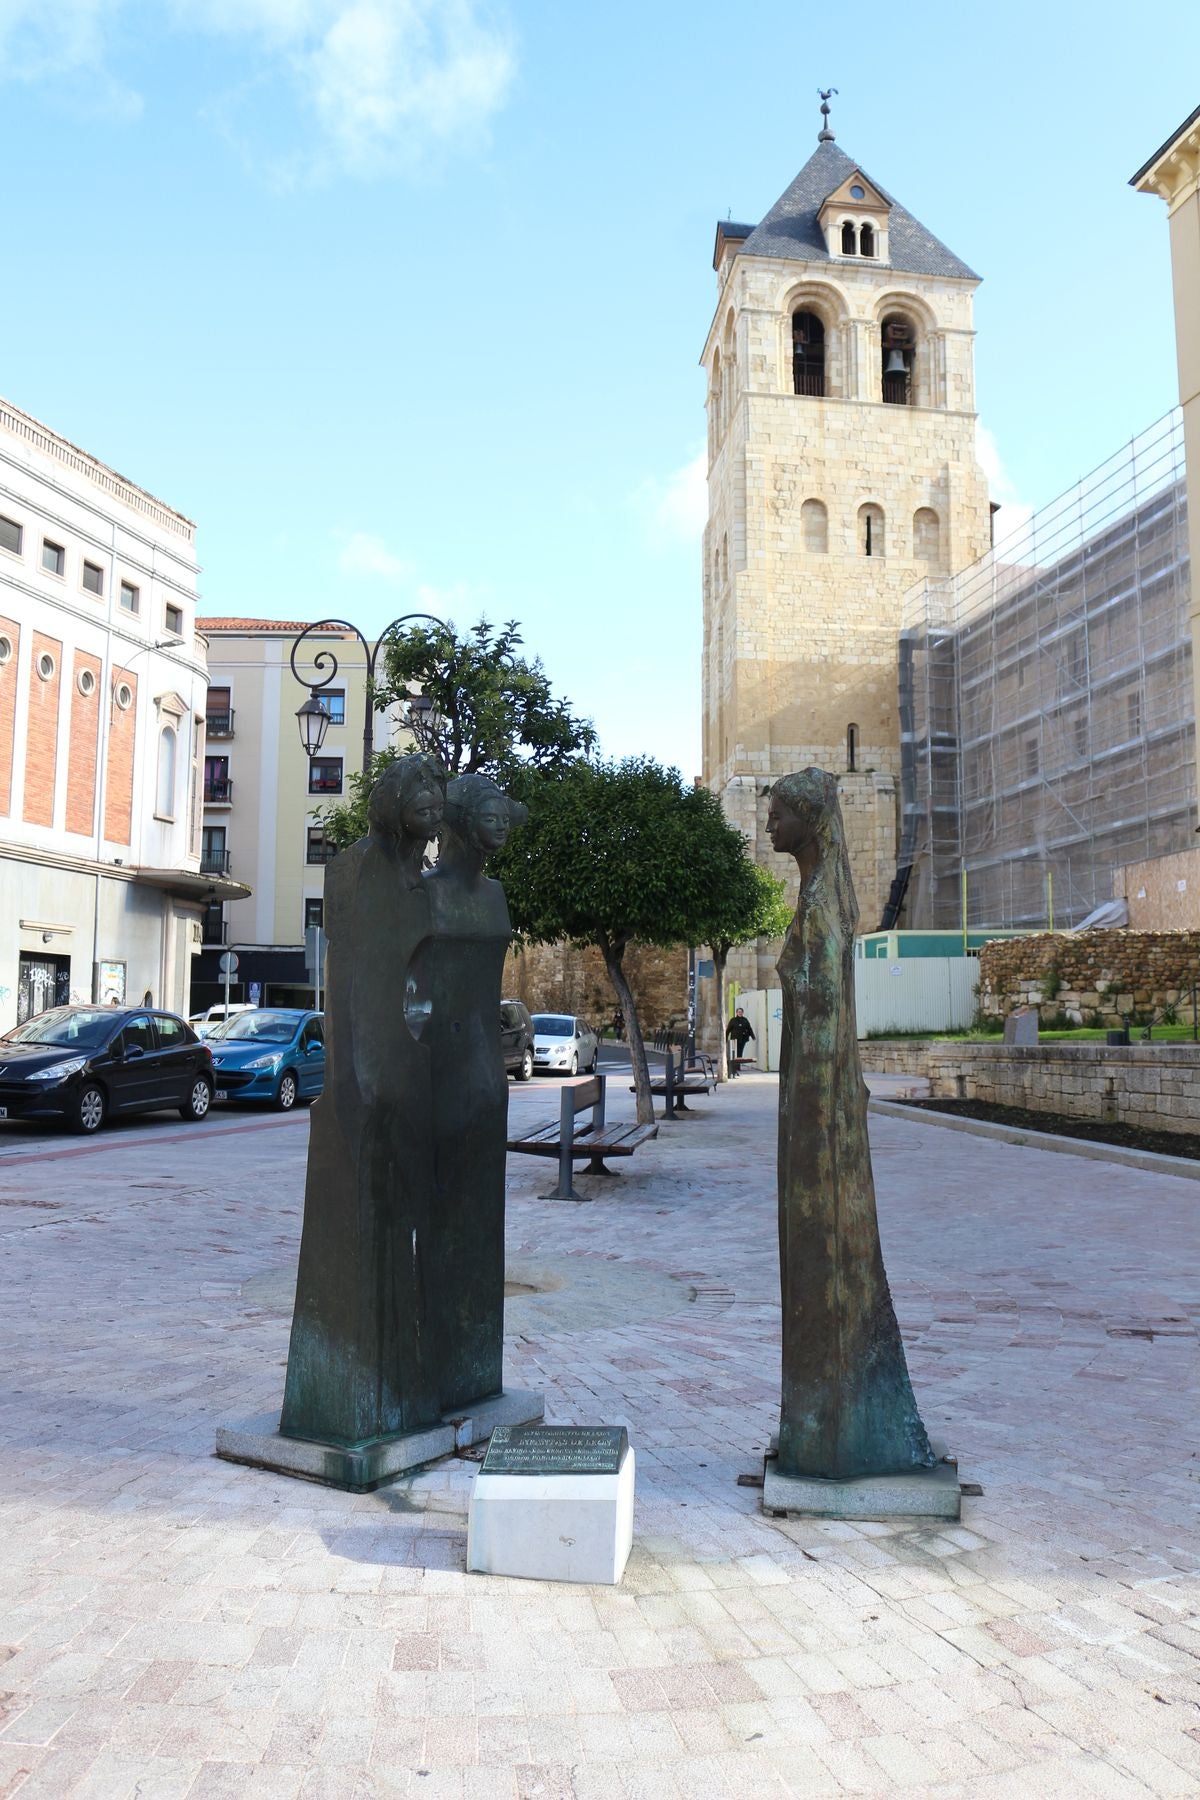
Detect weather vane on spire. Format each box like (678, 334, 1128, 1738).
(818, 87, 838, 143)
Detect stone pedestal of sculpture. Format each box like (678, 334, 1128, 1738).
(761, 769, 960, 1520)
(215, 759, 542, 1493)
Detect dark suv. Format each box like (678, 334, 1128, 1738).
(0, 1005, 214, 1134)
(500, 1000, 535, 1081)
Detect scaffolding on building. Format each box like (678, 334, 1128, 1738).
(900, 409, 1194, 931)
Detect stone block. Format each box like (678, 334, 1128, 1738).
(762, 1445, 961, 1521)
(467, 1440, 635, 1585)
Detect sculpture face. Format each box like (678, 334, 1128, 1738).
(470, 798, 512, 853)
(402, 787, 443, 841)
(766, 791, 815, 856)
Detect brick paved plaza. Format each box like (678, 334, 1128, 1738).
(1, 1074, 1198, 1798)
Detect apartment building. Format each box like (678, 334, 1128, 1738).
(0, 394, 247, 1030)
(192, 619, 387, 1009)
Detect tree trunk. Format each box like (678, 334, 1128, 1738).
(598, 937, 655, 1125)
(713, 944, 729, 1081)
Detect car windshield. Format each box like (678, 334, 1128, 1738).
(533, 1016, 574, 1037)
(206, 1011, 299, 1045)
(4, 1008, 115, 1049)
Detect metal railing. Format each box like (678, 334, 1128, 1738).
(205, 710, 235, 738)
(203, 778, 233, 803)
(199, 850, 231, 875)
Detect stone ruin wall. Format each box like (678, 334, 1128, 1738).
(979, 930, 1200, 1029)
(503, 941, 689, 1034)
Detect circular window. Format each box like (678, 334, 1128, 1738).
(114, 681, 133, 711)
(850, 183, 866, 199)
(36, 651, 56, 682)
(77, 667, 97, 698)
(0, 634, 11, 665)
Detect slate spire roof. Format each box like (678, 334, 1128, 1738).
(736, 139, 978, 281)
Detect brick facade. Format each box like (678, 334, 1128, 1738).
(65, 649, 101, 837)
(22, 630, 62, 827)
(0, 616, 19, 816)
(104, 669, 137, 846)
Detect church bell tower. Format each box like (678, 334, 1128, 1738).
(701, 105, 992, 982)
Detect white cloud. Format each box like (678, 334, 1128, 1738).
(0, 0, 142, 116)
(976, 422, 1033, 552)
(634, 446, 708, 549)
(0, 0, 514, 176)
(336, 530, 413, 583)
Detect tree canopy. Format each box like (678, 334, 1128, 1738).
(494, 757, 776, 1120)
(319, 618, 594, 849)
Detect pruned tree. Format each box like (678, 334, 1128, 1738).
(495, 758, 766, 1123)
(699, 859, 792, 1077)
(319, 618, 594, 849)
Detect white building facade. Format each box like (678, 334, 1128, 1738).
(0, 395, 246, 1031)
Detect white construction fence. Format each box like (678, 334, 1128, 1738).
(736, 956, 978, 1071)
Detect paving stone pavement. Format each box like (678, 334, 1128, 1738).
(0, 1073, 1198, 1799)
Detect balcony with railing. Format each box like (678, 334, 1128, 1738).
(205, 710, 235, 738)
(204, 777, 233, 804)
(199, 849, 232, 876)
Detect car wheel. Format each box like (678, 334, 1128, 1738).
(517, 1048, 534, 1082)
(275, 1070, 298, 1111)
(71, 1083, 106, 1135)
(570, 1052, 579, 1076)
(180, 1076, 212, 1121)
(589, 1048, 598, 1073)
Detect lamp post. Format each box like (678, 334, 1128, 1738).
(289, 614, 445, 773)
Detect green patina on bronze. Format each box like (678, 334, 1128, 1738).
(768, 768, 936, 1482)
(280, 758, 526, 1460)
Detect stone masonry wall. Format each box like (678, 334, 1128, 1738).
(502, 940, 688, 1034)
(978, 930, 1200, 1028)
(862, 1039, 1200, 1138)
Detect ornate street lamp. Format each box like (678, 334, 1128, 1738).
(289, 614, 445, 774)
(295, 694, 332, 759)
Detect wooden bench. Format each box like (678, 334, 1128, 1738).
(641, 1045, 715, 1118)
(507, 1073, 658, 1201)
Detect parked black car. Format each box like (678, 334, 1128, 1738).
(500, 999, 535, 1081)
(0, 1006, 214, 1134)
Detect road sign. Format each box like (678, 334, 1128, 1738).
(218, 951, 239, 976)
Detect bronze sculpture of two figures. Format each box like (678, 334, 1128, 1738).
(264, 756, 543, 1490)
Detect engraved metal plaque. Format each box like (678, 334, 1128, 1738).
(481, 1424, 628, 1477)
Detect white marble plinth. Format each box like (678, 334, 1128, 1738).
(762, 1444, 961, 1521)
(467, 1442, 635, 1584)
(215, 1389, 544, 1493)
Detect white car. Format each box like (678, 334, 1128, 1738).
(189, 1002, 255, 1039)
(531, 1013, 599, 1076)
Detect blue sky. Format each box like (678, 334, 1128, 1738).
(2, 0, 1198, 775)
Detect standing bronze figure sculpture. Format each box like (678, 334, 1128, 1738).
(216, 755, 542, 1492)
(762, 769, 960, 1518)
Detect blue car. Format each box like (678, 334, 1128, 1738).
(205, 1009, 325, 1110)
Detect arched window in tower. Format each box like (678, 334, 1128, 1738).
(858, 504, 885, 557)
(791, 310, 825, 397)
(859, 222, 875, 257)
(914, 507, 941, 565)
(710, 347, 723, 441)
(881, 315, 916, 405)
(801, 498, 828, 554)
(840, 220, 857, 255)
(846, 724, 859, 772)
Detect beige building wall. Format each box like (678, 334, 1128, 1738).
(700, 140, 993, 1011)
(1133, 108, 1200, 791)
(197, 620, 413, 971)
